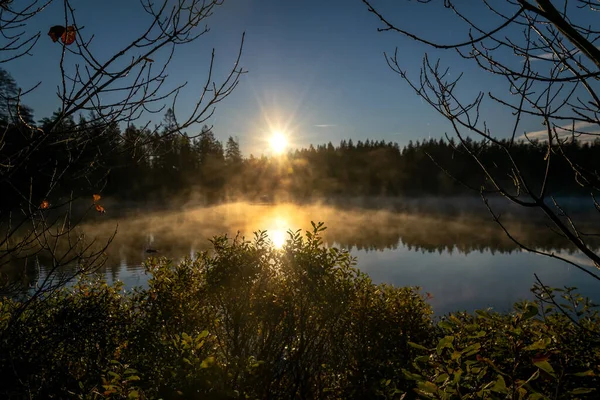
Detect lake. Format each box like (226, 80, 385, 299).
(5, 199, 600, 315)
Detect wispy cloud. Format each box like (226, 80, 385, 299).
(527, 45, 600, 62)
(519, 121, 600, 143)
(314, 124, 336, 128)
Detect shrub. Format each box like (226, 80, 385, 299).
(0, 223, 434, 399)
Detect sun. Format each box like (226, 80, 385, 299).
(269, 131, 288, 155)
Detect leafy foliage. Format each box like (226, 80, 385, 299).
(1, 224, 598, 399)
(0, 224, 434, 399)
(405, 289, 600, 399)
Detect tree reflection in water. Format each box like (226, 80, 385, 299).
(2, 201, 599, 303)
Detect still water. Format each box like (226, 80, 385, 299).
(13, 201, 600, 315)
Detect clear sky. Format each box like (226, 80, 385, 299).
(7, 0, 545, 156)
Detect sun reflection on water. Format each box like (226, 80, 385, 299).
(267, 217, 289, 249)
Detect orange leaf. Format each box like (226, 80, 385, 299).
(95, 204, 106, 214)
(92, 194, 101, 202)
(40, 200, 49, 209)
(61, 26, 76, 45)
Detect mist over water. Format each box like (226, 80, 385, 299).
(5, 199, 600, 315)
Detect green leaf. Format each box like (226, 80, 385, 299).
(416, 381, 438, 396)
(123, 368, 138, 375)
(533, 360, 556, 378)
(128, 390, 140, 399)
(491, 375, 508, 394)
(524, 338, 550, 351)
(436, 335, 455, 355)
(198, 330, 209, 339)
(571, 388, 596, 395)
(402, 369, 424, 381)
(572, 370, 595, 377)
(408, 341, 429, 351)
(200, 356, 215, 369)
(462, 343, 481, 357)
(452, 369, 463, 385)
(438, 320, 453, 330)
(522, 304, 539, 320)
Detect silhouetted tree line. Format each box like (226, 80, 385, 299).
(3, 67, 600, 212)
(88, 124, 600, 202)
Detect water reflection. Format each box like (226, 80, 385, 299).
(265, 217, 290, 249)
(3, 202, 599, 313)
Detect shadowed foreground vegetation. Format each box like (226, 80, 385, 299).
(0, 224, 598, 399)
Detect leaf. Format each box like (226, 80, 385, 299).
(48, 25, 65, 42)
(95, 204, 106, 214)
(200, 356, 215, 369)
(93, 193, 101, 202)
(434, 373, 449, 384)
(571, 388, 596, 395)
(522, 304, 539, 320)
(572, 370, 595, 377)
(61, 26, 77, 45)
(436, 335, 454, 355)
(48, 25, 76, 45)
(128, 391, 140, 399)
(40, 200, 49, 209)
(408, 341, 429, 351)
(533, 360, 556, 378)
(524, 338, 550, 351)
(438, 320, 453, 330)
(198, 330, 209, 339)
(402, 369, 424, 381)
(416, 381, 438, 396)
(462, 343, 481, 357)
(491, 375, 508, 394)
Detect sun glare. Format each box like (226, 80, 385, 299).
(267, 217, 289, 249)
(269, 131, 288, 155)
(270, 229, 286, 249)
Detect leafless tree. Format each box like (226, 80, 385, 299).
(363, 0, 600, 281)
(0, 0, 244, 311)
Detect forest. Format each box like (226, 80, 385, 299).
(2, 68, 599, 212)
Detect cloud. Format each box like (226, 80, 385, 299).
(314, 124, 336, 128)
(519, 121, 600, 143)
(527, 45, 600, 62)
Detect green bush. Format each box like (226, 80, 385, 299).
(0, 223, 434, 399)
(404, 287, 600, 399)
(1, 223, 598, 399)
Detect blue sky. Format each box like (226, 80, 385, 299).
(7, 0, 545, 155)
